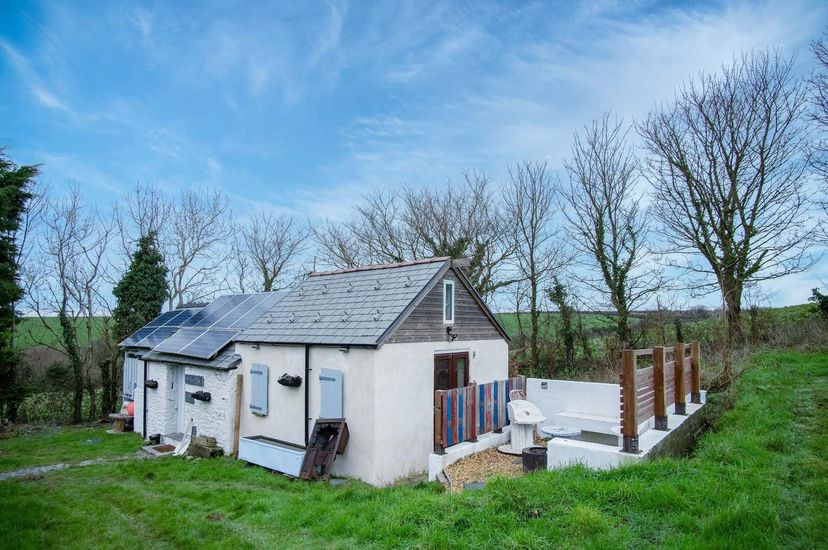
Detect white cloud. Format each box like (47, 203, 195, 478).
(0, 39, 75, 115)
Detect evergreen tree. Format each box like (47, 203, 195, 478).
(113, 232, 168, 342)
(0, 151, 36, 421)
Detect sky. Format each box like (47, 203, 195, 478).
(1, 0, 827, 308)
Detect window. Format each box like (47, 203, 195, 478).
(443, 280, 455, 324)
(434, 353, 470, 391)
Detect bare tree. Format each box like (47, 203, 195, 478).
(114, 182, 172, 259)
(312, 173, 514, 301)
(237, 210, 308, 292)
(808, 32, 828, 242)
(164, 188, 233, 308)
(639, 51, 813, 342)
(565, 113, 661, 347)
(312, 219, 367, 269)
(503, 161, 568, 370)
(27, 186, 114, 422)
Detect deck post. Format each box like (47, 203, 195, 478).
(674, 343, 687, 415)
(621, 350, 639, 453)
(690, 341, 701, 404)
(653, 346, 668, 431)
(433, 390, 445, 455)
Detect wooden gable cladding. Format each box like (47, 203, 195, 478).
(385, 270, 504, 344)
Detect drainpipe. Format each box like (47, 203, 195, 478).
(304, 345, 310, 446)
(142, 360, 148, 439)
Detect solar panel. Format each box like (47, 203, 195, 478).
(135, 326, 179, 347)
(146, 310, 182, 327)
(120, 326, 157, 347)
(196, 294, 249, 328)
(228, 293, 285, 329)
(212, 293, 266, 328)
(153, 328, 207, 354)
(178, 329, 236, 359)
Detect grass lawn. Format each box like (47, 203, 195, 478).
(0, 425, 143, 473)
(0, 350, 825, 549)
(15, 316, 108, 350)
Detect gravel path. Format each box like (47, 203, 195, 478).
(0, 454, 142, 481)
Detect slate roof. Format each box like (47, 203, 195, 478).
(141, 347, 241, 371)
(236, 257, 452, 346)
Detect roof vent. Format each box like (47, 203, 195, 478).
(321, 284, 328, 295)
(373, 309, 381, 321)
(346, 282, 353, 292)
(340, 310, 349, 322)
(314, 312, 321, 323)
(374, 279, 381, 290)
(404, 275, 412, 287)
(288, 312, 296, 323)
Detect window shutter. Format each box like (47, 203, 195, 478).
(250, 363, 269, 415)
(319, 368, 343, 418)
(123, 355, 137, 402)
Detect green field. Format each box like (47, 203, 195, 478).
(0, 349, 825, 548)
(496, 311, 623, 341)
(15, 316, 108, 350)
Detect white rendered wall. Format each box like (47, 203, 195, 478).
(526, 378, 620, 421)
(143, 361, 176, 438)
(235, 343, 378, 481)
(178, 366, 238, 450)
(235, 338, 508, 487)
(370, 338, 509, 486)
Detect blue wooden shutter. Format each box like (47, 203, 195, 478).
(319, 368, 343, 418)
(123, 355, 137, 402)
(250, 363, 269, 415)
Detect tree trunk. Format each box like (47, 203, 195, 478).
(722, 280, 744, 344)
(529, 281, 539, 374)
(100, 360, 112, 416)
(58, 308, 84, 424)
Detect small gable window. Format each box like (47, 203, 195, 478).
(443, 280, 455, 324)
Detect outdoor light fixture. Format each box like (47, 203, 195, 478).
(446, 326, 458, 342)
(338, 346, 350, 353)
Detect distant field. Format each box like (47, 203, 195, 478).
(15, 317, 108, 350)
(496, 312, 626, 341)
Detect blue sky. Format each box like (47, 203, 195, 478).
(1, 0, 827, 305)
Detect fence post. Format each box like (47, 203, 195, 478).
(653, 346, 668, 430)
(621, 350, 639, 453)
(690, 341, 701, 404)
(674, 343, 686, 415)
(433, 390, 445, 454)
(469, 385, 478, 442)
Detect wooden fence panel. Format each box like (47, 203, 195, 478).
(434, 376, 525, 453)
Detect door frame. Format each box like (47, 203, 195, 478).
(433, 352, 471, 392)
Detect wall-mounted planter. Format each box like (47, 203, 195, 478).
(144, 380, 159, 389)
(278, 374, 302, 387)
(192, 391, 212, 402)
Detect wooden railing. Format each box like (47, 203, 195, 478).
(433, 376, 526, 454)
(620, 342, 701, 453)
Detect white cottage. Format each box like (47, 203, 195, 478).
(234, 257, 510, 486)
(119, 292, 285, 450)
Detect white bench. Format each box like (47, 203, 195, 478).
(551, 412, 619, 435)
